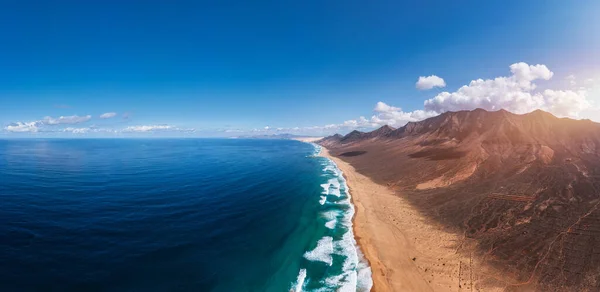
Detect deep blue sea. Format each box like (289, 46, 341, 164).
(0, 139, 371, 292)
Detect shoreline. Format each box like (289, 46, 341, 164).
(317, 146, 391, 291)
(314, 143, 501, 292)
(294, 137, 500, 291)
(317, 145, 373, 291)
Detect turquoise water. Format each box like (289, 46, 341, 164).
(293, 144, 372, 292)
(0, 139, 371, 291)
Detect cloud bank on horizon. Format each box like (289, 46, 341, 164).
(270, 62, 596, 135)
(422, 63, 589, 117)
(3, 112, 195, 135)
(6, 115, 92, 133)
(2, 62, 598, 136)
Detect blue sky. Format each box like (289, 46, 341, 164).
(1, 0, 600, 137)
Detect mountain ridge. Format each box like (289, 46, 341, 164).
(321, 108, 600, 147)
(318, 108, 600, 291)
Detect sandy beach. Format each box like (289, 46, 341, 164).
(314, 145, 503, 292)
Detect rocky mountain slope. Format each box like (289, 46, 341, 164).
(319, 109, 600, 291)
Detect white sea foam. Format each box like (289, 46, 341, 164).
(303, 236, 334, 266)
(356, 252, 373, 292)
(313, 144, 322, 155)
(329, 187, 341, 198)
(293, 268, 307, 292)
(319, 195, 327, 205)
(321, 210, 338, 229)
(323, 165, 336, 173)
(320, 177, 341, 198)
(307, 143, 322, 157)
(319, 183, 329, 194)
(294, 143, 373, 291)
(319, 153, 373, 291)
(324, 219, 336, 229)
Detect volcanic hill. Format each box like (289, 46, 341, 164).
(319, 108, 600, 291)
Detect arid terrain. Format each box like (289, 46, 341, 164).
(319, 109, 600, 291)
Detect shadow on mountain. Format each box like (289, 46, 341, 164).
(318, 108, 600, 291)
(339, 151, 367, 157)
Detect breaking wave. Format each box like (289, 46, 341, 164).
(291, 143, 373, 291)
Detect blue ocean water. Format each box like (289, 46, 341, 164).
(0, 139, 371, 292)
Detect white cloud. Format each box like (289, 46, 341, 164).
(62, 127, 90, 134)
(249, 62, 595, 135)
(416, 75, 446, 90)
(6, 63, 595, 137)
(373, 101, 400, 112)
(99, 112, 117, 119)
(318, 102, 436, 130)
(3, 114, 92, 134)
(566, 74, 576, 86)
(4, 124, 114, 134)
(58, 127, 119, 134)
(42, 115, 92, 125)
(4, 122, 40, 133)
(422, 62, 589, 117)
(123, 125, 173, 132)
(238, 101, 437, 135)
(371, 101, 437, 126)
(318, 102, 437, 131)
(2, 108, 197, 135)
(542, 89, 590, 117)
(585, 78, 596, 86)
(122, 125, 195, 133)
(509, 62, 553, 82)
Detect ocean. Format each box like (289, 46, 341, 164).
(0, 139, 371, 292)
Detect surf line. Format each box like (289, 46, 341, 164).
(292, 141, 373, 292)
